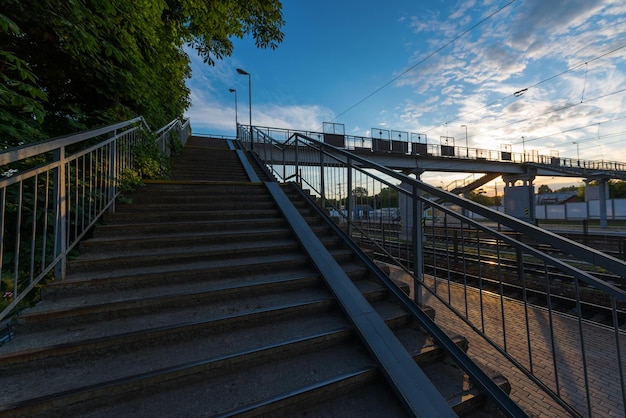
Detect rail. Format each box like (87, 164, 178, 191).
(0, 117, 190, 326)
(239, 124, 626, 178)
(243, 124, 626, 417)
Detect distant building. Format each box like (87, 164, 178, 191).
(536, 191, 580, 205)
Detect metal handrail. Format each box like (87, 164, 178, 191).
(245, 125, 626, 176)
(248, 126, 626, 417)
(0, 117, 190, 324)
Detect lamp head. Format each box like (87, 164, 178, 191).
(229, 88, 236, 92)
(236, 68, 249, 75)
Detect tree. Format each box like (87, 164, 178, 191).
(352, 186, 368, 198)
(609, 180, 626, 199)
(537, 184, 553, 194)
(376, 187, 398, 208)
(0, 14, 48, 147)
(0, 0, 284, 146)
(467, 191, 501, 206)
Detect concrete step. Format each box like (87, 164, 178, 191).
(92, 217, 289, 237)
(61, 249, 312, 283)
(0, 139, 515, 417)
(101, 208, 284, 224)
(80, 226, 294, 254)
(67, 238, 303, 274)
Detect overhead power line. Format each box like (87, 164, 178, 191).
(328, 0, 517, 124)
(503, 88, 626, 145)
(427, 42, 626, 134)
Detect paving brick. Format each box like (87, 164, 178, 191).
(409, 275, 626, 417)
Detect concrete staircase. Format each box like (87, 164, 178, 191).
(0, 137, 513, 417)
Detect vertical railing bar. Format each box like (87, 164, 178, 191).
(56, 146, 68, 280)
(29, 175, 39, 283)
(544, 262, 560, 396)
(573, 277, 592, 417)
(81, 155, 87, 229)
(433, 208, 439, 294)
(73, 158, 79, 243)
(106, 141, 112, 211)
(497, 235, 507, 351)
(610, 295, 626, 416)
(413, 186, 424, 305)
(13, 181, 24, 297)
(99, 142, 104, 214)
(517, 247, 533, 372)
(461, 222, 469, 319)
(89, 150, 95, 223)
(294, 135, 299, 184)
(444, 215, 452, 305)
(65, 160, 72, 250)
(320, 153, 325, 210)
(477, 228, 485, 333)
(41, 172, 50, 271)
(282, 140, 286, 181)
(0, 188, 5, 284)
(346, 158, 353, 237)
(97, 146, 103, 215)
(93, 147, 99, 216)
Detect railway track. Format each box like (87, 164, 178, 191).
(357, 235, 626, 329)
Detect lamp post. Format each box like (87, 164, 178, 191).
(461, 124, 468, 157)
(228, 88, 238, 136)
(236, 68, 252, 148)
(573, 141, 580, 166)
(521, 136, 525, 162)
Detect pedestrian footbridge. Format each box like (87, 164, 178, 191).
(1, 118, 626, 417)
(255, 124, 626, 227)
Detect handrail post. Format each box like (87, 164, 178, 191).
(320, 149, 325, 208)
(53, 147, 67, 280)
(282, 142, 286, 182)
(413, 184, 424, 305)
(108, 131, 117, 214)
(346, 156, 353, 236)
(294, 135, 299, 184)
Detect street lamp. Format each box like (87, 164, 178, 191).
(228, 88, 238, 135)
(573, 141, 580, 166)
(236, 68, 252, 148)
(461, 124, 468, 157)
(521, 136, 525, 161)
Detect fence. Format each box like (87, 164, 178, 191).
(246, 125, 626, 417)
(0, 117, 190, 326)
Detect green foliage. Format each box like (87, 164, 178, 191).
(376, 187, 398, 207)
(168, 131, 184, 157)
(537, 184, 553, 194)
(0, 0, 284, 143)
(133, 132, 169, 180)
(468, 191, 502, 206)
(352, 186, 368, 198)
(117, 168, 144, 204)
(0, 14, 48, 148)
(609, 180, 626, 199)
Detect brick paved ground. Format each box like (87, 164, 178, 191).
(408, 276, 626, 417)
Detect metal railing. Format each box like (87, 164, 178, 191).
(242, 124, 626, 178)
(0, 117, 190, 325)
(245, 124, 626, 417)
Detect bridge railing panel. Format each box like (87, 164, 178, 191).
(249, 127, 626, 417)
(0, 118, 189, 326)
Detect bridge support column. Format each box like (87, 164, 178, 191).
(398, 170, 424, 243)
(398, 172, 424, 304)
(586, 177, 610, 229)
(502, 172, 536, 223)
(599, 178, 608, 229)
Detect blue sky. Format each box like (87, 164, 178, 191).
(184, 0, 626, 191)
